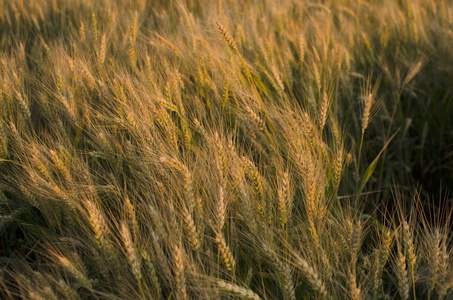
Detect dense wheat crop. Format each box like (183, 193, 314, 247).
(0, 0, 452, 299)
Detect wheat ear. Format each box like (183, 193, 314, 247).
(98, 33, 106, 66)
(318, 91, 330, 132)
(215, 232, 235, 272)
(182, 205, 200, 251)
(57, 255, 92, 290)
(120, 222, 142, 281)
(79, 22, 86, 42)
(402, 221, 417, 297)
(295, 254, 329, 299)
(217, 280, 261, 300)
(278, 172, 291, 228)
(172, 244, 188, 300)
(262, 244, 296, 300)
(142, 251, 162, 299)
(92, 13, 98, 46)
(216, 21, 271, 134)
(395, 248, 410, 300)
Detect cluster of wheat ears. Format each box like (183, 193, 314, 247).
(0, 0, 452, 299)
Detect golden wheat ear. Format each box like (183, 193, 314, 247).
(98, 33, 106, 66)
(216, 22, 238, 52)
(217, 280, 262, 300)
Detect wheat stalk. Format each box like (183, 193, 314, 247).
(348, 270, 361, 300)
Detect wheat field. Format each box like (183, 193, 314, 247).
(0, 0, 452, 299)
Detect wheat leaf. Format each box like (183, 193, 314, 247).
(358, 129, 399, 195)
